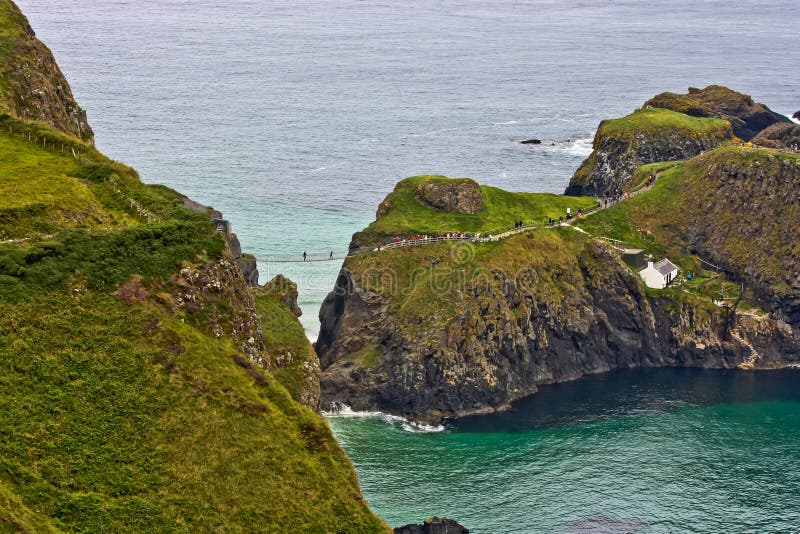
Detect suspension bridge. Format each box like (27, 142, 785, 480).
(251, 173, 660, 264)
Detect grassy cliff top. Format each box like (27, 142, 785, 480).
(352, 175, 596, 248)
(597, 107, 731, 137)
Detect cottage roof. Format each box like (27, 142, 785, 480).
(654, 258, 678, 276)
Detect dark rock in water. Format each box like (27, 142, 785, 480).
(520, 138, 541, 144)
(793, 110, 800, 121)
(415, 180, 483, 215)
(394, 517, 469, 534)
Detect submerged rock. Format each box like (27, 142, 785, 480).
(520, 138, 542, 144)
(394, 517, 469, 534)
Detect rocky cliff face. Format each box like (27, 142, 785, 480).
(253, 275, 321, 409)
(665, 150, 800, 325)
(645, 85, 791, 141)
(0, 0, 94, 143)
(565, 86, 793, 197)
(564, 125, 729, 196)
(753, 123, 800, 150)
(316, 230, 799, 424)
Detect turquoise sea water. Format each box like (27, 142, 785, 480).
(329, 368, 800, 532)
(16, 2, 800, 530)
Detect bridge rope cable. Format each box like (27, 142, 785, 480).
(252, 180, 665, 264)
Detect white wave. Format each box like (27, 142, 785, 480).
(562, 137, 594, 157)
(323, 403, 445, 433)
(309, 167, 326, 173)
(528, 137, 593, 157)
(492, 120, 520, 126)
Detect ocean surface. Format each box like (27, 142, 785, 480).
(328, 368, 800, 532)
(18, 1, 800, 531)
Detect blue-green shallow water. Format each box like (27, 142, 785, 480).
(328, 368, 800, 532)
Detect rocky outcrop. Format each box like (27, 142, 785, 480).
(160, 254, 266, 365)
(645, 85, 790, 141)
(263, 274, 302, 317)
(253, 275, 321, 409)
(317, 232, 800, 424)
(0, 1, 93, 143)
(752, 123, 800, 150)
(178, 196, 260, 286)
(415, 179, 483, 215)
(319, 146, 800, 423)
(565, 86, 793, 197)
(565, 121, 730, 196)
(394, 517, 469, 534)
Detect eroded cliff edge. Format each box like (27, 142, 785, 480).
(317, 133, 800, 425)
(0, 0, 93, 143)
(564, 86, 791, 197)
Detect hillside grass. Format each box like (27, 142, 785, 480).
(624, 160, 684, 192)
(0, 118, 386, 529)
(345, 228, 588, 330)
(0, 292, 385, 532)
(576, 145, 800, 299)
(252, 285, 319, 405)
(353, 175, 596, 247)
(598, 107, 730, 136)
(0, 0, 28, 109)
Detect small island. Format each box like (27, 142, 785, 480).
(316, 87, 800, 424)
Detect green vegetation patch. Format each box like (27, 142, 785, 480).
(252, 283, 319, 405)
(353, 175, 596, 248)
(598, 107, 730, 136)
(345, 228, 590, 335)
(0, 291, 385, 532)
(624, 160, 684, 192)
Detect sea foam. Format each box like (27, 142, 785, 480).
(323, 402, 445, 433)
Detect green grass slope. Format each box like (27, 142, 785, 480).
(597, 107, 730, 136)
(0, 121, 386, 533)
(576, 145, 800, 315)
(352, 175, 596, 248)
(252, 277, 321, 408)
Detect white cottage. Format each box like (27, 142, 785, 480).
(638, 258, 678, 289)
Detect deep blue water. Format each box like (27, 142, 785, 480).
(17, 2, 800, 531)
(18, 0, 799, 338)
